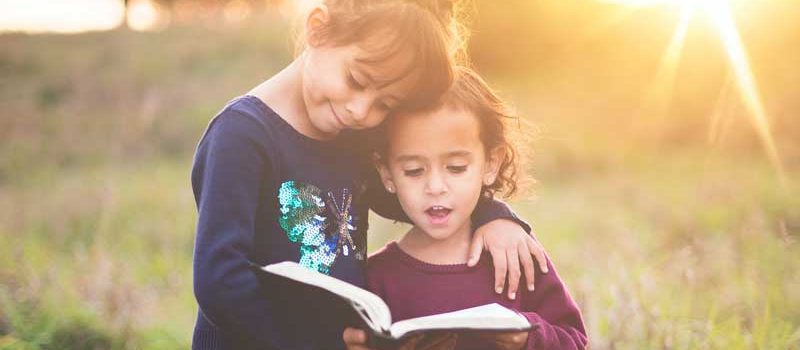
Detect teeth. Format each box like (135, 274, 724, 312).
(431, 206, 447, 211)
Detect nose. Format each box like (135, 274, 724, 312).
(425, 169, 448, 196)
(344, 92, 374, 124)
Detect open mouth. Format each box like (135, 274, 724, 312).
(425, 205, 452, 225)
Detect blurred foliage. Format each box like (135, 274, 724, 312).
(0, 1, 799, 349)
(469, 0, 800, 163)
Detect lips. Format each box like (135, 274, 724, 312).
(329, 102, 348, 128)
(425, 205, 452, 225)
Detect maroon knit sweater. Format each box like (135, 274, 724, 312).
(366, 242, 588, 350)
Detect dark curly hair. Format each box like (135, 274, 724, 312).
(373, 66, 529, 199)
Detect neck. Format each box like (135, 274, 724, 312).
(397, 223, 473, 265)
(248, 53, 320, 139)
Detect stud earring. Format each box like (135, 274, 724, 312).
(387, 185, 394, 193)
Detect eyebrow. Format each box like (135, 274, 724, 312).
(394, 154, 424, 163)
(394, 151, 472, 163)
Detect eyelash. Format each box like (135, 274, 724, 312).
(347, 72, 364, 90)
(403, 165, 468, 177)
(448, 165, 468, 173)
(377, 101, 392, 111)
(348, 71, 395, 110)
(404, 168, 424, 177)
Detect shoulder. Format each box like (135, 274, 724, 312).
(520, 255, 569, 302)
(366, 241, 400, 272)
(365, 241, 403, 295)
(191, 97, 284, 181)
(194, 96, 287, 160)
(366, 242, 407, 282)
(203, 96, 275, 139)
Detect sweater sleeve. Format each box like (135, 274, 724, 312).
(191, 111, 298, 349)
(519, 258, 588, 350)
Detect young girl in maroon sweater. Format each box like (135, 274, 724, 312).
(344, 68, 587, 350)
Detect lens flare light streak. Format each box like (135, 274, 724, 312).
(701, 0, 787, 187)
(638, 4, 694, 123)
(615, 0, 787, 187)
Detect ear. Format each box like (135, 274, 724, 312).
(373, 152, 397, 194)
(305, 5, 330, 48)
(483, 146, 505, 187)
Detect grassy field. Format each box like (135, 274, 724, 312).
(1, 12, 798, 350)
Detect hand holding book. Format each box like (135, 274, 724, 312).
(460, 331, 529, 350)
(259, 261, 532, 347)
(344, 328, 458, 350)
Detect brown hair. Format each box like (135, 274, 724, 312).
(442, 66, 527, 199)
(373, 66, 529, 199)
(300, 0, 469, 111)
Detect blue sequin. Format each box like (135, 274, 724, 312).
(278, 181, 363, 275)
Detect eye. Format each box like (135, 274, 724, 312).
(376, 100, 392, 111)
(403, 168, 424, 177)
(347, 72, 364, 90)
(447, 165, 468, 174)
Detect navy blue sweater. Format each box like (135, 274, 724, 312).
(191, 96, 529, 350)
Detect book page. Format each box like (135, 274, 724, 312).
(262, 261, 393, 332)
(389, 303, 530, 339)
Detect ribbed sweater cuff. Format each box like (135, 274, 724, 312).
(192, 327, 225, 350)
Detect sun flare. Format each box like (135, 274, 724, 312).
(0, 0, 124, 33)
(607, 0, 787, 186)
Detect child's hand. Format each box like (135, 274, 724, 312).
(475, 331, 529, 350)
(468, 219, 549, 300)
(343, 328, 376, 350)
(398, 333, 458, 350)
(343, 328, 457, 350)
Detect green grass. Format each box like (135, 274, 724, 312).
(371, 151, 800, 349)
(0, 161, 196, 349)
(1, 14, 798, 350)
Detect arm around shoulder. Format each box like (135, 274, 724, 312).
(471, 196, 531, 234)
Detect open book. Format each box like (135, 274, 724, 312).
(260, 261, 532, 344)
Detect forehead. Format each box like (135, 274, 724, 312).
(387, 106, 482, 159)
(349, 33, 421, 96)
(354, 29, 417, 76)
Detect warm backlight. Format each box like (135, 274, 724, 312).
(606, 0, 786, 186)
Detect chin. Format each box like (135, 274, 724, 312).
(422, 227, 458, 241)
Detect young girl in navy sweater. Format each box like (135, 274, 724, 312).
(191, 1, 548, 349)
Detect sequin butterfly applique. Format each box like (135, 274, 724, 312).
(278, 181, 364, 275)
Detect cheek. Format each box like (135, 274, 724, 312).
(302, 70, 325, 104)
(392, 178, 422, 208)
(306, 63, 345, 101)
(364, 110, 389, 129)
(395, 193, 417, 217)
(453, 172, 485, 198)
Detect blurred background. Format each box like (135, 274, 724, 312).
(0, 0, 798, 348)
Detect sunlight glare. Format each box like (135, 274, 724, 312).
(702, 0, 787, 186)
(0, 0, 124, 33)
(598, 0, 690, 7)
(638, 4, 693, 124)
(224, 0, 253, 23)
(128, 0, 170, 32)
(281, 0, 318, 17)
(606, 0, 787, 186)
